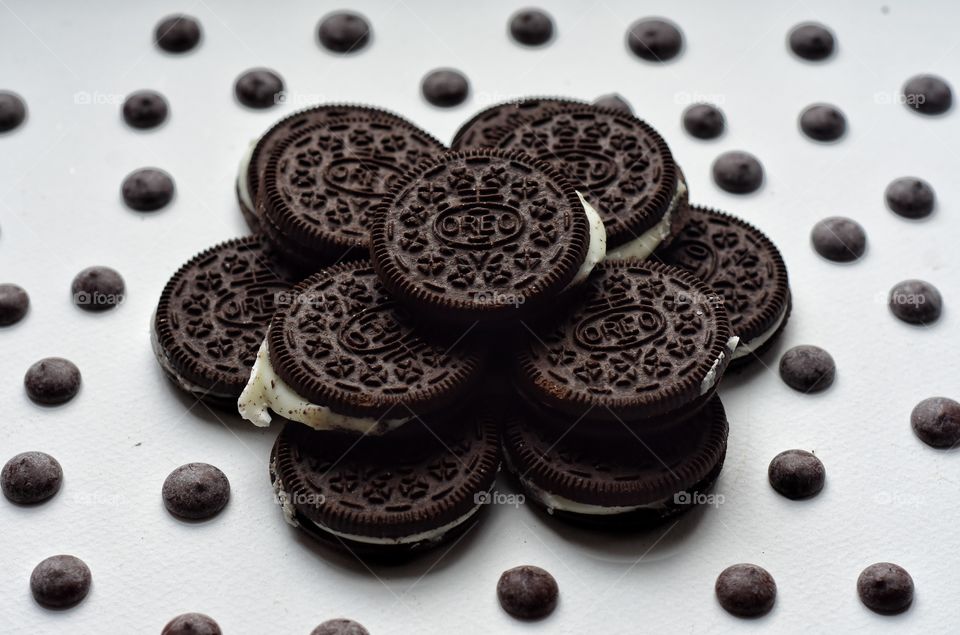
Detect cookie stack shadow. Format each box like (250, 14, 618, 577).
(151, 99, 791, 561)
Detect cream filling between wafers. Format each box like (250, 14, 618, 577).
(604, 179, 687, 261)
(238, 336, 411, 433)
(732, 305, 788, 360)
(149, 312, 236, 401)
(565, 193, 608, 289)
(700, 336, 740, 395)
(236, 138, 258, 212)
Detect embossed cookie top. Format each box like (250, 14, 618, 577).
(492, 105, 679, 249)
(655, 206, 790, 344)
(450, 96, 586, 150)
(369, 150, 590, 326)
(262, 114, 446, 259)
(504, 396, 728, 507)
(272, 405, 499, 539)
(154, 236, 300, 398)
(514, 259, 731, 421)
(267, 261, 485, 419)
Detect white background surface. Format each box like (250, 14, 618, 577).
(1, 1, 958, 633)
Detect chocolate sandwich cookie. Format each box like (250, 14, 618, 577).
(370, 150, 605, 327)
(492, 104, 687, 259)
(153, 236, 300, 408)
(503, 396, 728, 527)
(259, 113, 445, 272)
(236, 105, 415, 230)
(655, 206, 791, 368)
(513, 259, 734, 425)
(450, 96, 586, 150)
(269, 405, 499, 559)
(238, 260, 485, 433)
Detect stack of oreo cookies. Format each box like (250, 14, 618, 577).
(150, 100, 791, 557)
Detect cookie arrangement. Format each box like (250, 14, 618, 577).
(2, 6, 955, 632)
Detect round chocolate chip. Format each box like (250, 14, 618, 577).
(30, 555, 92, 608)
(888, 279, 942, 325)
(421, 69, 469, 107)
(683, 103, 725, 139)
(911, 397, 960, 448)
(0, 283, 29, 326)
(311, 619, 370, 635)
(716, 564, 777, 617)
(768, 449, 825, 499)
(593, 93, 633, 114)
(154, 14, 202, 53)
(317, 12, 371, 54)
(497, 565, 558, 620)
(627, 18, 683, 62)
(885, 177, 935, 219)
(857, 563, 914, 614)
(72, 266, 125, 312)
(779, 345, 835, 393)
(0, 90, 27, 132)
(712, 151, 764, 194)
(24, 358, 81, 405)
(788, 22, 835, 61)
(811, 217, 866, 262)
(122, 167, 175, 211)
(799, 103, 846, 142)
(122, 90, 168, 129)
(162, 613, 222, 635)
(509, 9, 554, 46)
(234, 69, 284, 109)
(903, 74, 952, 115)
(2, 451, 63, 504)
(162, 463, 230, 520)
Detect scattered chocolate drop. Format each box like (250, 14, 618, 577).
(154, 14, 202, 53)
(24, 358, 82, 405)
(497, 565, 558, 620)
(311, 619, 370, 635)
(911, 397, 960, 448)
(122, 90, 168, 129)
(162, 463, 230, 520)
(0, 283, 29, 326)
(627, 18, 683, 62)
(317, 12, 371, 53)
(30, 555, 92, 608)
(593, 93, 633, 114)
(234, 69, 284, 109)
(1, 451, 63, 504)
(788, 22, 835, 61)
(889, 279, 942, 325)
(799, 103, 846, 141)
(712, 151, 763, 194)
(122, 167, 175, 211)
(0, 90, 27, 132)
(683, 103, 725, 139)
(779, 345, 835, 393)
(768, 449, 825, 499)
(162, 613, 222, 635)
(885, 177, 935, 219)
(716, 564, 777, 617)
(857, 563, 914, 614)
(421, 69, 469, 107)
(72, 266, 125, 312)
(902, 74, 953, 115)
(811, 217, 866, 262)
(509, 9, 554, 46)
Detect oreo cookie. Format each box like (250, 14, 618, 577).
(259, 112, 446, 272)
(238, 260, 485, 434)
(450, 96, 585, 150)
(370, 150, 604, 327)
(503, 396, 728, 527)
(269, 406, 499, 559)
(655, 206, 791, 368)
(513, 259, 734, 425)
(152, 236, 300, 407)
(491, 105, 687, 258)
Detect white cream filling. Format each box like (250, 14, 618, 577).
(149, 312, 236, 400)
(309, 499, 485, 545)
(236, 138, 258, 212)
(732, 306, 788, 359)
(604, 179, 687, 261)
(700, 336, 740, 395)
(237, 336, 411, 433)
(565, 192, 608, 289)
(270, 457, 299, 527)
(519, 471, 668, 515)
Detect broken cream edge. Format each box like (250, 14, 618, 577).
(236, 138, 258, 213)
(604, 178, 688, 261)
(566, 193, 608, 289)
(237, 336, 411, 433)
(700, 336, 741, 395)
(732, 303, 788, 360)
